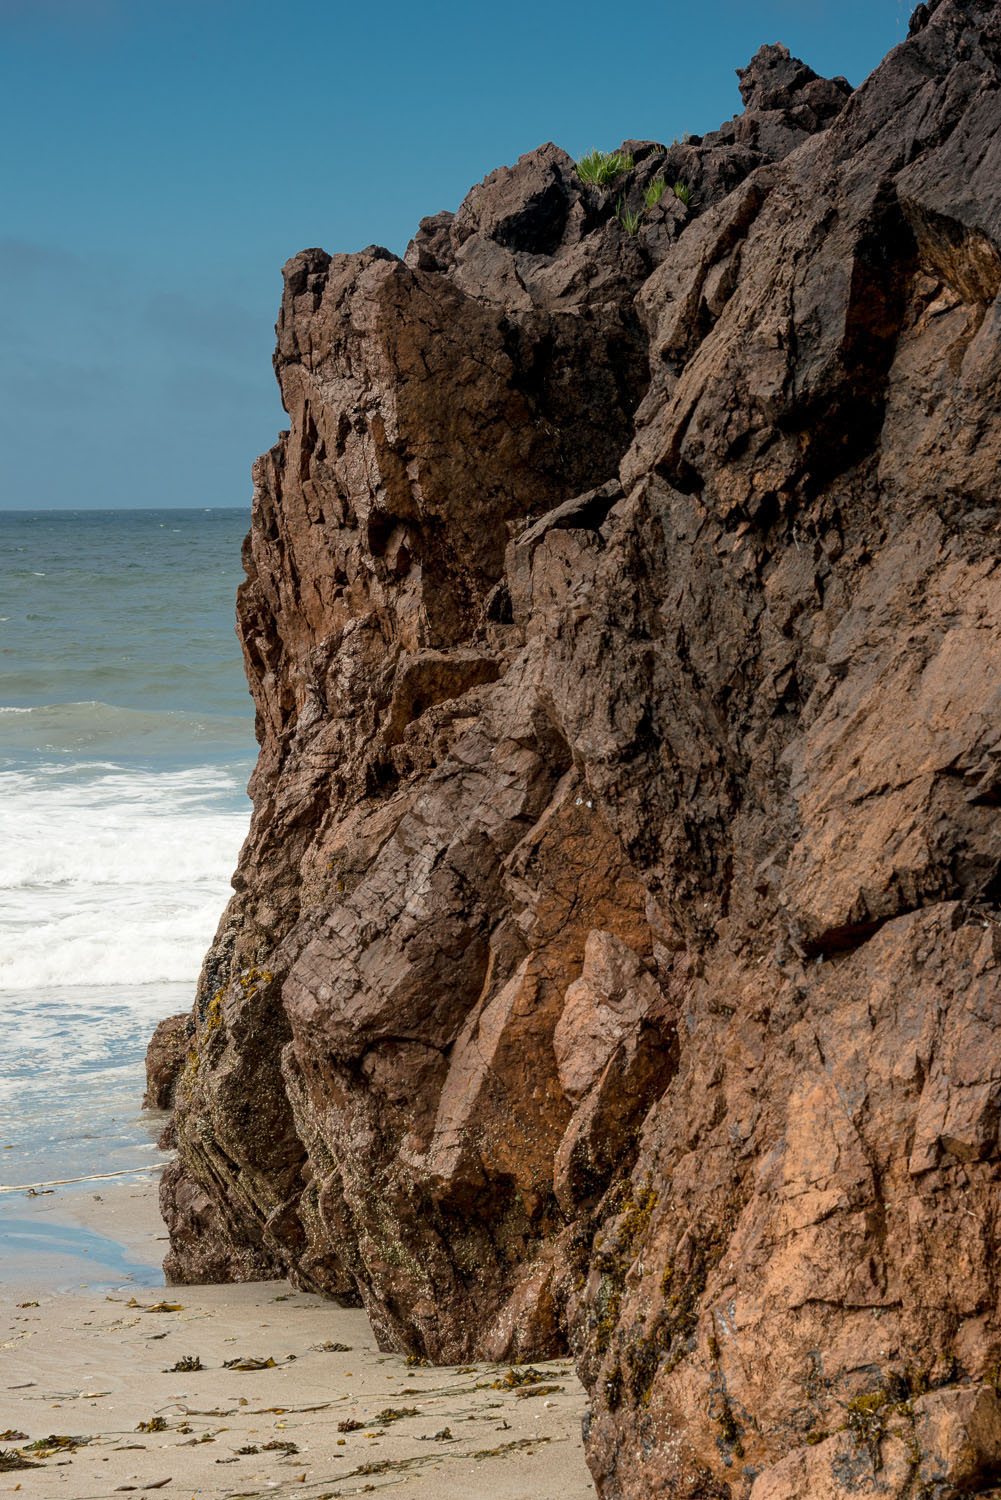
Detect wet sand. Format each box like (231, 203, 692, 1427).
(0, 1179, 594, 1499)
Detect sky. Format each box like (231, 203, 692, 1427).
(1, 0, 912, 511)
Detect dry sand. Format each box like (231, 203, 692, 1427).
(0, 1178, 593, 1499)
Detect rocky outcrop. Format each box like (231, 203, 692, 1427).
(156, 6, 1001, 1497)
(143, 1013, 188, 1111)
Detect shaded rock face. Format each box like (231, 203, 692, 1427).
(143, 1013, 189, 1110)
(158, 7, 1001, 1497)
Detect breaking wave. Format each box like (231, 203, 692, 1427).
(0, 758, 249, 989)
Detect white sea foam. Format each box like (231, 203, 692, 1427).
(0, 509, 255, 1193)
(0, 979, 191, 1191)
(0, 981, 185, 1097)
(0, 762, 249, 989)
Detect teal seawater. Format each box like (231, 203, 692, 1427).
(0, 508, 256, 1211)
(0, 507, 254, 744)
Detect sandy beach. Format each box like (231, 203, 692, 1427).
(1, 1178, 593, 1499)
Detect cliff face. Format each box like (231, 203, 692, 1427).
(159, 5, 1001, 1496)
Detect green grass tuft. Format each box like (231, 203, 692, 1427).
(643, 177, 667, 208)
(576, 149, 635, 186)
(673, 180, 691, 206)
(616, 197, 642, 235)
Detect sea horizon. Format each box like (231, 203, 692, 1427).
(0, 504, 250, 513)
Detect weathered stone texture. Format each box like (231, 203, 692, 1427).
(155, 5, 1001, 1496)
(143, 1012, 188, 1111)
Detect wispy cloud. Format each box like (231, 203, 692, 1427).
(0, 237, 84, 277)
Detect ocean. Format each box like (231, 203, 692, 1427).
(0, 509, 255, 1238)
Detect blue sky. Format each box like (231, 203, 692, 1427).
(1, 0, 910, 510)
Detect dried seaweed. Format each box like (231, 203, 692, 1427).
(0, 1450, 38, 1472)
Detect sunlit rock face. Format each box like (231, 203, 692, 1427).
(157, 4, 1001, 1495)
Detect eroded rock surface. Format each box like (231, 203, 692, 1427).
(143, 1012, 188, 1110)
(157, 6, 1001, 1496)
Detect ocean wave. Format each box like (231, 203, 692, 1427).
(0, 699, 254, 761)
(0, 981, 191, 1091)
(0, 762, 250, 989)
(0, 979, 191, 1192)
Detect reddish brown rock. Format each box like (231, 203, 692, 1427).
(748, 1385, 1001, 1499)
(153, 5, 1001, 1497)
(142, 1012, 188, 1110)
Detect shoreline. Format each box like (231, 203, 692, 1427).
(0, 1169, 168, 1297)
(0, 1177, 593, 1499)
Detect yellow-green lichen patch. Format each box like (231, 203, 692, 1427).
(203, 987, 226, 1033)
(625, 1333, 662, 1405)
(237, 967, 274, 998)
(716, 1394, 744, 1459)
(593, 1178, 658, 1286)
(842, 1386, 909, 1472)
(180, 1043, 200, 1091)
(589, 1178, 663, 1396)
(657, 1229, 728, 1378)
(593, 1286, 622, 1357)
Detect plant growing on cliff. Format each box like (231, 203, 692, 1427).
(673, 180, 691, 205)
(616, 197, 642, 235)
(643, 176, 667, 208)
(576, 149, 634, 185)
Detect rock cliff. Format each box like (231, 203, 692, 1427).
(157, 5, 1001, 1495)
